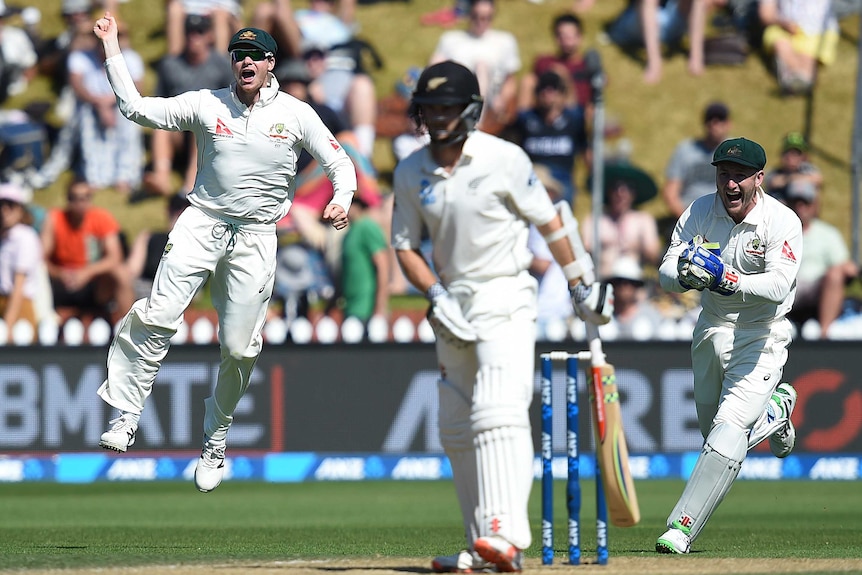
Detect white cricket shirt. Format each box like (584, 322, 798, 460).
(104, 54, 356, 226)
(391, 131, 557, 286)
(659, 189, 803, 324)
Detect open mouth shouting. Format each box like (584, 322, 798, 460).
(239, 66, 257, 85)
(724, 188, 743, 206)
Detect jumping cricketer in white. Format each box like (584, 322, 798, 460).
(656, 137, 802, 553)
(391, 61, 612, 573)
(93, 13, 356, 492)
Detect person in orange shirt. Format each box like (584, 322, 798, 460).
(41, 179, 133, 324)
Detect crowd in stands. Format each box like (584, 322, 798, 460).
(0, 0, 857, 345)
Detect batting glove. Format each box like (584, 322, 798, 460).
(570, 282, 614, 325)
(425, 283, 476, 347)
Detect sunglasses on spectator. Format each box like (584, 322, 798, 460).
(231, 49, 273, 62)
(67, 194, 92, 203)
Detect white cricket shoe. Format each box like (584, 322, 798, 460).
(194, 435, 226, 493)
(656, 521, 691, 554)
(769, 383, 797, 458)
(99, 413, 138, 452)
(431, 549, 494, 573)
(473, 536, 523, 573)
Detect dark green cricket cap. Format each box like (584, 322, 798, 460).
(229, 27, 277, 55)
(711, 137, 766, 170)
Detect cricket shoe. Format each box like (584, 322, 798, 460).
(99, 413, 138, 452)
(431, 549, 495, 573)
(194, 435, 226, 493)
(769, 383, 797, 458)
(656, 521, 691, 554)
(473, 536, 523, 573)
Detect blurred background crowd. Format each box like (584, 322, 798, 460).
(0, 0, 859, 345)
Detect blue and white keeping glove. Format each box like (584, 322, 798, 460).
(677, 244, 711, 291)
(425, 282, 476, 347)
(570, 282, 614, 325)
(683, 245, 741, 296)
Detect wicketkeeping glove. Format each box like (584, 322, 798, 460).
(677, 246, 711, 291)
(684, 245, 741, 296)
(425, 283, 476, 347)
(570, 282, 614, 325)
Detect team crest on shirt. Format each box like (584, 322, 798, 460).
(419, 179, 436, 206)
(467, 174, 488, 191)
(744, 235, 765, 257)
(268, 123, 289, 140)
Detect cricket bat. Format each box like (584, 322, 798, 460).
(586, 322, 640, 527)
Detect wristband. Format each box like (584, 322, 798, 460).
(425, 282, 446, 301)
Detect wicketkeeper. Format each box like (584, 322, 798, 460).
(656, 137, 802, 553)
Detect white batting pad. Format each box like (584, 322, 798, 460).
(667, 422, 747, 541)
(476, 426, 534, 550)
(747, 392, 786, 449)
(447, 447, 481, 547)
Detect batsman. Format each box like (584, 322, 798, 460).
(656, 137, 802, 553)
(391, 61, 612, 573)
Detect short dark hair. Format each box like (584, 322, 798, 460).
(553, 13, 583, 33)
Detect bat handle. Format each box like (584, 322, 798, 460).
(585, 322, 605, 367)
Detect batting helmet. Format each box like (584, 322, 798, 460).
(410, 61, 483, 145)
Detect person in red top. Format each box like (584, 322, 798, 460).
(42, 179, 133, 324)
(518, 13, 595, 116)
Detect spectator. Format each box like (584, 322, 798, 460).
(340, 195, 389, 324)
(420, 0, 469, 28)
(581, 161, 661, 279)
(42, 179, 133, 325)
(785, 180, 858, 338)
(764, 131, 823, 203)
(0, 183, 43, 338)
(607, 256, 663, 340)
(518, 13, 595, 115)
(662, 101, 732, 220)
(430, 0, 521, 135)
(576, 0, 711, 84)
(527, 167, 575, 340)
(0, 1, 39, 104)
(508, 70, 588, 206)
(759, 0, 839, 95)
(143, 14, 233, 199)
(125, 193, 190, 300)
(165, 0, 242, 56)
(34, 0, 97, 123)
(253, 0, 357, 58)
(35, 23, 146, 196)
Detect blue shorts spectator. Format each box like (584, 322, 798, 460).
(607, 0, 687, 48)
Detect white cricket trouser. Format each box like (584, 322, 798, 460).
(97, 206, 277, 432)
(436, 273, 538, 551)
(690, 314, 792, 441)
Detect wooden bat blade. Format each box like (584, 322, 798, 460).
(590, 364, 640, 527)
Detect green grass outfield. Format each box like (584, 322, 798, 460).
(0, 480, 859, 572)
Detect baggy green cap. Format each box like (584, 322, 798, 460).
(229, 27, 277, 55)
(711, 137, 766, 170)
